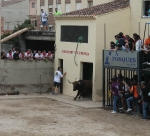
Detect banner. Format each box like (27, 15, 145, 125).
(103, 50, 138, 68)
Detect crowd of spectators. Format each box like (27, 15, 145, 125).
(110, 74, 150, 120)
(1, 47, 54, 60)
(110, 32, 150, 53)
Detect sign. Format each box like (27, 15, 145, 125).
(62, 50, 89, 56)
(103, 50, 138, 68)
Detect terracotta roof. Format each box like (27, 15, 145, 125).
(1, 0, 24, 7)
(56, 0, 129, 18)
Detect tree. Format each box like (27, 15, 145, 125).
(1, 19, 35, 47)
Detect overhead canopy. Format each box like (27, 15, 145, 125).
(1, 28, 29, 44)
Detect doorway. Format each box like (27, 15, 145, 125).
(59, 59, 63, 93)
(82, 62, 93, 98)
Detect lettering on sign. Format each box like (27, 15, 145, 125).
(62, 50, 89, 56)
(104, 50, 138, 68)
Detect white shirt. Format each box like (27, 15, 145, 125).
(41, 12, 47, 22)
(6, 53, 13, 58)
(135, 39, 142, 51)
(54, 71, 63, 83)
(25, 52, 31, 57)
(35, 53, 43, 58)
(46, 53, 53, 58)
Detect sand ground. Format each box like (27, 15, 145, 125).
(0, 94, 149, 136)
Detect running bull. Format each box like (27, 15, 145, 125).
(68, 80, 92, 100)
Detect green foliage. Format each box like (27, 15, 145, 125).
(1, 19, 35, 46)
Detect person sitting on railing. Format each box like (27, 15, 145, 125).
(25, 49, 32, 60)
(125, 35, 135, 52)
(1, 50, 7, 59)
(13, 50, 20, 60)
(19, 51, 25, 60)
(135, 35, 142, 51)
(42, 50, 47, 60)
(6, 50, 13, 60)
(46, 51, 53, 60)
(35, 51, 43, 60)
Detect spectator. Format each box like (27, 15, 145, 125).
(144, 35, 150, 47)
(30, 49, 33, 60)
(12, 47, 16, 56)
(130, 80, 139, 116)
(147, 5, 150, 16)
(19, 51, 25, 60)
(114, 35, 119, 45)
(1, 50, 7, 59)
(118, 32, 126, 39)
(33, 50, 37, 59)
(123, 43, 130, 52)
(41, 9, 48, 31)
(13, 50, 20, 60)
(25, 49, 32, 60)
(115, 35, 126, 46)
(135, 35, 142, 51)
(133, 33, 138, 43)
(6, 50, 13, 60)
(46, 51, 53, 59)
(110, 78, 119, 113)
(42, 50, 47, 59)
(140, 81, 150, 120)
(35, 51, 43, 59)
(125, 35, 135, 51)
(54, 8, 61, 16)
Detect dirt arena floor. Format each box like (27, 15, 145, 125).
(0, 95, 150, 136)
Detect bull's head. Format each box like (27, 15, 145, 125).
(68, 80, 81, 91)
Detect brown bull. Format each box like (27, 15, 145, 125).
(68, 80, 92, 100)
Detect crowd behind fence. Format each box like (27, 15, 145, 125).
(1, 47, 54, 61)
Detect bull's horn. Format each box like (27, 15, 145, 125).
(68, 80, 73, 84)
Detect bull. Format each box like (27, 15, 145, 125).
(68, 80, 92, 100)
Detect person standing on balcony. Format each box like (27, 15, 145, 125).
(54, 8, 61, 16)
(147, 5, 150, 16)
(41, 9, 48, 31)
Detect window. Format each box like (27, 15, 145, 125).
(76, 2, 82, 10)
(65, 3, 71, 13)
(143, 0, 150, 17)
(88, 1, 93, 8)
(61, 26, 88, 43)
(32, 3, 35, 8)
(49, 5, 53, 14)
(58, 4, 61, 12)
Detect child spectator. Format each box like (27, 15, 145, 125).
(46, 51, 53, 60)
(6, 50, 13, 60)
(19, 51, 25, 60)
(35, 51, 43, 59)
(111, 78, 119, 113)
(13, 50, 20, 60)
(123, 43, 130, 52)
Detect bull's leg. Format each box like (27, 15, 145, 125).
(74, 91, 80, 100)
(78, 93, 82, 99)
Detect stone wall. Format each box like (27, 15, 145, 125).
(0, 60, 54, 94)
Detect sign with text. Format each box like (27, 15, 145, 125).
(62, 50, 89, 56)
(103, 50, 138, 68)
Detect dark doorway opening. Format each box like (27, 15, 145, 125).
(144, 1, 150, 16)
(26, 40, 55, 52)
(82, 62, 93, 99)
(59, 59, 63, 94)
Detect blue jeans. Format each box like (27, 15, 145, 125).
(143, 102, 148, 118)
(113, 96, 118, 111)
(126, 96, 133, 109)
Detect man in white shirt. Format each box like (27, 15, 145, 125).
(52, 67, 66, 94)
(41, 9, 48, 31)
(35, 51, 43, 59)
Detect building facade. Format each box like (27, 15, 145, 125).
(1, 0, 29, 32)
(54, 0, 150, 101)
